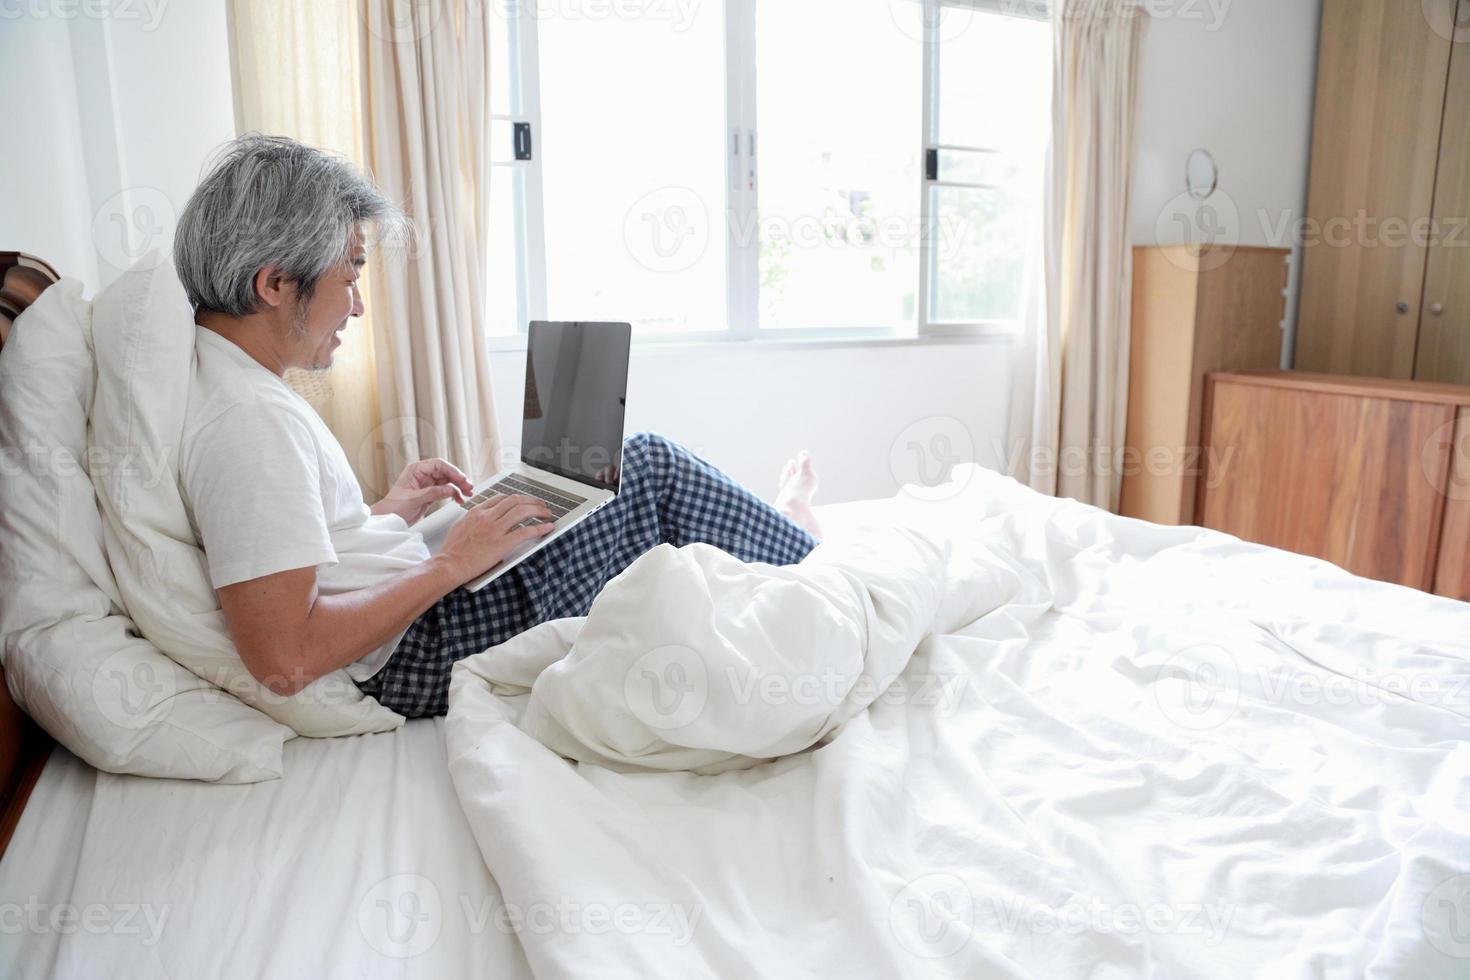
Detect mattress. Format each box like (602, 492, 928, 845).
(437, 471, 1470, 977)
(0, 718, 531, 979)
(2, 475, 1467, 978)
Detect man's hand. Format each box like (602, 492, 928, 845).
(437, 494, 556, 585)
(372, 458, 476, 526)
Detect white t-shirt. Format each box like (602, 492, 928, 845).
(179, 327, 430, 680)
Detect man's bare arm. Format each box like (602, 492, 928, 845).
(217, 494, 554, 695)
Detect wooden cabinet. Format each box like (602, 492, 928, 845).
(1296, 0, 1470, 384)
(1199, 371, 1470, 599)
(1119, 245, 1289, 525)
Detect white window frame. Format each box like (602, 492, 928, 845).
(919, 0, 1049, 339)
(489, 0, 1047, 347)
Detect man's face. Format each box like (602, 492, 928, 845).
(285, 241, 367, 371)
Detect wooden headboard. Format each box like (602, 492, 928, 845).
(0, 251, 62, 855)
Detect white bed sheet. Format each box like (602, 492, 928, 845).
(444, 467, 1470, 978)
(2, 470, 1468, 979)
(0, 719, 531, 979)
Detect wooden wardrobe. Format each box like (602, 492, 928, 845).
(1295, 0, 1470, 384)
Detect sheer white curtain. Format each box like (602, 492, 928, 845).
(1007, 0, 1144, 510)
(229, 0, 501, 496)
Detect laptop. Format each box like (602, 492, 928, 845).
(417, 320, 632, 591)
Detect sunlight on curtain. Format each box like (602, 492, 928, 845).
(1006, 0, 1143, 511)
(228, 0, 391, 495)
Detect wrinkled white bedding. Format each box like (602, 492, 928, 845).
(448, 528, 1001, 775)
(445, 465, 1470, 979)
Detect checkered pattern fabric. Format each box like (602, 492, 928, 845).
(356, 432, 817, 717)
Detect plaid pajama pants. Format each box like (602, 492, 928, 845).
(356, 432, 818, 717)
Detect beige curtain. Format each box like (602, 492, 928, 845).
(358, 0, 501, 485)
(1007, 0, 1143, 510)
(229, 0, 391, 493)
(227, 0, 500, 497)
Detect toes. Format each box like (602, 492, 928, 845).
(779, 459, 797, 484)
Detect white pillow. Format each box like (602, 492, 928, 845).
(88, 255, 404, 737)
(0, 278, 289, 781)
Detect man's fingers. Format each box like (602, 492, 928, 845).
(473, 493, 530, 515)
(515, 521, 556, 541)
(495, 502, 553, 529)
(472, 495, 549, 525)
(420, 458, 474, 493)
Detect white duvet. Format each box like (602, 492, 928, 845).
(445, 465, 1470, 978)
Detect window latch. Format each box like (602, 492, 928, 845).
(925, 148, 938, 181)
(514, 122, 533, 161)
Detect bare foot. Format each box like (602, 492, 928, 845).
(774, 450, 822, 538)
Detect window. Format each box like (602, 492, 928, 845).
(487, 0, 1050, 342)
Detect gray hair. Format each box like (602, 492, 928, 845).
(173, 134, 409, 316)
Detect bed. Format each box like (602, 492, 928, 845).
(1, 256, 1468, 978)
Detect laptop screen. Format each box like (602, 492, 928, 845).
(520, 321, 632, 491)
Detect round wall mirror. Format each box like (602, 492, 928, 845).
(1185, 149, 1219, 201)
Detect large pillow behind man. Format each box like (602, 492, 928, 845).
(0, 276, 289, 781)
(88, 254, 403, 737)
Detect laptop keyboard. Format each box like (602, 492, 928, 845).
(462, 474, 588, 527)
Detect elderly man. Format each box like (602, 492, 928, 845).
(175, 135, 822, 718)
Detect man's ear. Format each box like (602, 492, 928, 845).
(253, 265, 291, 310)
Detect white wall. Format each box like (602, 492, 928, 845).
(3, 2, 1321, 503)
(0, 17, 98, 286)
(1130, 0, 1324, 363)
(1, 2, 235, 292)
(493, 339, 1015, 505)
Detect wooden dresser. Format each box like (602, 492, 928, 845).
(1198, 370, 1470, 599)
(1120, 245, 1290, 525)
